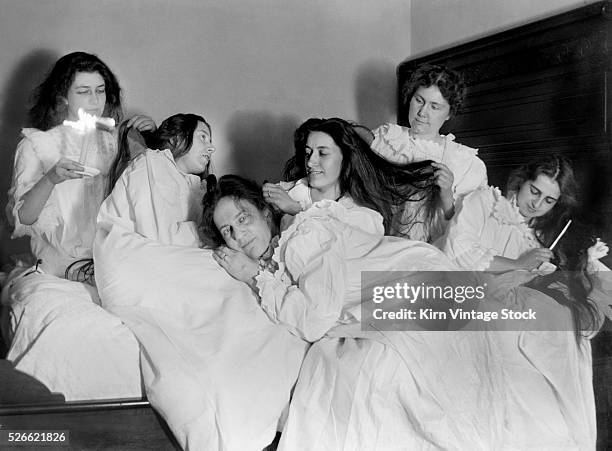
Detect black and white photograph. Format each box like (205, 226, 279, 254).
(0, 1, 611, 449)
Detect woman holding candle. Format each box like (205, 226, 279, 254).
(7, 51, 154, 277)
(0, 51, 154, 401)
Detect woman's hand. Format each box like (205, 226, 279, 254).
(46, 157, 85, 184)
(18, 157, 85, 225)
(588, 238, 609, 262)
(516, 248, 553, 270)
(432, 162, 455, 218)
(126, 115, 157, 132)
(213, 246, 260, 288)
(263, 182, 302, 215)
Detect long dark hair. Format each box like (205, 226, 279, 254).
(107, 113, 210, 195)
(200, 174, 281, 249)
(68, 113, 210, 284)
(530, 219, 602, 342)
(506, 154, 579, 247)
(148, 113, 210, 161)
(29, 51, 123, 130)
(283, 117, 438, 235)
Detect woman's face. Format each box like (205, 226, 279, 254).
(65, 71, 106, 120)
(516, 173, 561, 219)
(176, 121, 215, 175)
(408, 85, 451, 138)
(213, 196, 272, 259)
(305, 131, 343, 196)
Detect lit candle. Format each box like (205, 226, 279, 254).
(62, 108, 115, 176)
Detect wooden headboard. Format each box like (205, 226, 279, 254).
(398, 1, 612, 237)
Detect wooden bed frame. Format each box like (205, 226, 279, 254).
(0, 400, 180, 450)
(1, 2, 611, 449)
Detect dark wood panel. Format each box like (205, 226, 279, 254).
(398, 1, 612, 176)
(0, 400, 180, 450)
(397, 4, 612, 450)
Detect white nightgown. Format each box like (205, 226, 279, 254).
(2, 125, 141, 401)
(439, 185, 612, 450)
(7, 125, 116, 276)
(95, 154, 307, 451)
(256, 201, 501, 450)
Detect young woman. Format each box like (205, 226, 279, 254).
(262, 117, 442, 241)
(2, 51, 154, 401)
(440, 153, 611, 449)
(441, 153, 578, 271)
(201, 175, 506, 449)
(96, 113, 215, 250)
(93, 126, 306, 450)
(7, 51, 155, 278)
(203, 172, 610, 450)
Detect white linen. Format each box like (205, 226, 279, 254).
(7, 126, 116, 276)
(441, 186, 539, 270)
(3, 272, 142, 401)
(95, 151, 307, 450)
(438, 185, 609, 450)
(101, 149, 204, 247)
(2, 124, 141, 402)
(252, 201, 498, 449)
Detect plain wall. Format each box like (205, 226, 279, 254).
(411, 0, 601, 56)
(0, 0, 410, 264)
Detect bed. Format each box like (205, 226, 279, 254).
(1, 2, 611, 449)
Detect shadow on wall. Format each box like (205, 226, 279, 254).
(0, 49, 59, 269)
(225, 111, 300, 183)
(354, 60, 398, 130)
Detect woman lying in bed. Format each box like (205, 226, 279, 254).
(202, 171, 610, 449)
(201, 174, 503, 449)
(439, 153, 612, 449)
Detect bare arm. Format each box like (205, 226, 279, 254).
(486, 248, 553, 273)
(18, 157, 84, 225)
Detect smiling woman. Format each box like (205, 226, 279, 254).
(262, 117, 444, 240)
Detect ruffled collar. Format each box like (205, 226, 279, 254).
(407, 129, 455, 147)
(491, 188, 538, 244)
(265, 200, 349, 277)
(260, 235, 280, 266)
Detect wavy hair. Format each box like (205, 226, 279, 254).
(506, 154, 579, 247)
(283, 117, 438, 236)
(530, 219, 602, 343)
(402, 63, 466, 117)
(200, 174, 281, 249)
(29, 52, 123, 130)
